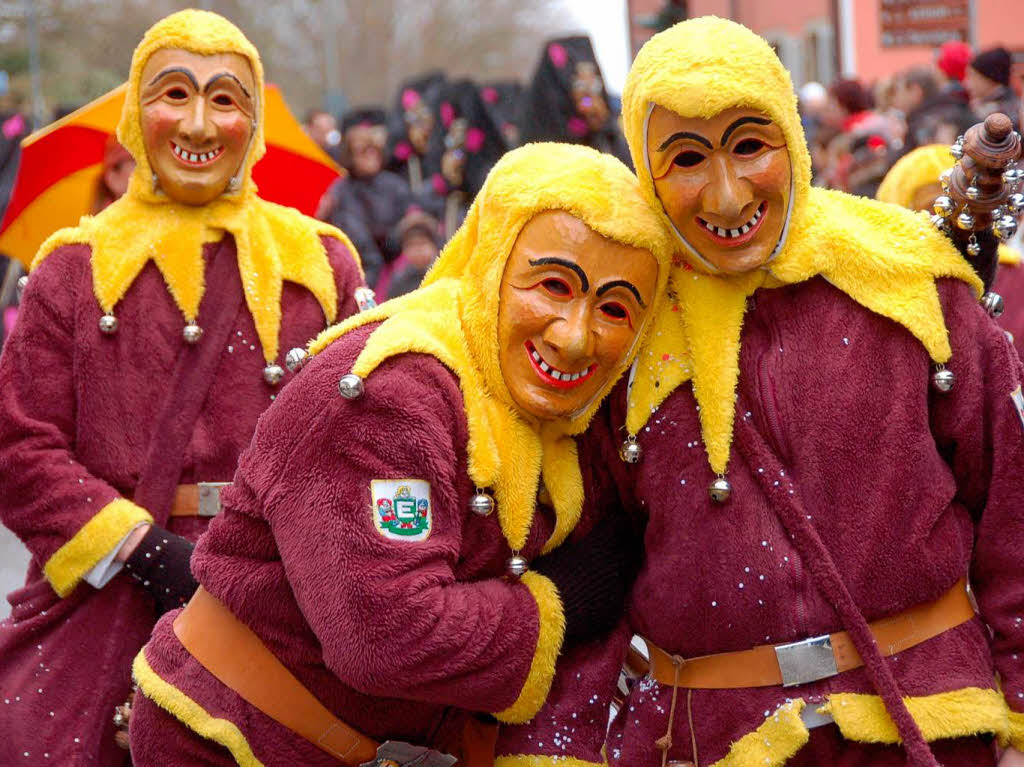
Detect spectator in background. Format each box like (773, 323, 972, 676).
(820, 78, 893, 192)
(936, 40, 972, 106)
(966, 46, 1020, 130)
(518, 36, 630, 165)
(480, 81, 523, 151)
(320, 107, 412, 290)
(895, 67, 974, 154)
(384, 207, 441, 299)
(92, 136, 135, 213)
(304, 108, 342, 163)
(387, 72, 446, 196)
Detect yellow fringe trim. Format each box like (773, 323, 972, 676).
(43, 498, 152, 597)
(820, 687, 1010, 744)
(710, 699, 809, 767)
(494, 571, 566, 724)
(132, 650, 264, 767)
(496, 757, 605, 766)
(1007, 709, 1024, 751)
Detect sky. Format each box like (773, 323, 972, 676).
(563, 0, 631, 94)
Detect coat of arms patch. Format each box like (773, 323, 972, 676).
(371, 479, 432, 541)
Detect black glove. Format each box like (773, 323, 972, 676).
(123, 526, 199, 615)
(531, 509, 642, 650)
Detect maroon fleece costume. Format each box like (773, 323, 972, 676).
(0, 234, 361, 767)
(495, 277, 1024, 766)
(129, 320, 618, 765)
(995, 259, 1024, 359)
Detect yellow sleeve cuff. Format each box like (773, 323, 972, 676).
(1008, 708, 1024, 751)
(496, 758, 605, 767)
(494, 571, 566, 724)
(43, 498, 152, 597)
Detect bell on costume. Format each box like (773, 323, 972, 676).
(285, 347, 309, 373)
(98, 313, 119, 335)
(469, 490, 495, 517)
(619, 435, 642, 464)
(16, 275, 28, 301)
(931, 364, 955, 393)
(981, 292, 1005, 318)
(506, 555, 529, 577)
(182, 322, 203, 344)
(338, 373, 364, 399)
(263, 364, 285, 385)
(708, 475, 732, 504)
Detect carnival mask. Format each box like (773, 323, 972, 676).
(571, 61, 609, 132)
(346, 123, 388, 179)
(139, 47, 256, 205)
(646, 105, 792, 274)
(497, 210, 658, 420)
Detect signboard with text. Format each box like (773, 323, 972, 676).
(879, 0, 969, 48)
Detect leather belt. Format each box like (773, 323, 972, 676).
(174, 587, 380, 765)
(163, 483, 231, 517)
(644, 577, 974, 689)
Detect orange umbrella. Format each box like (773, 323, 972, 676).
(0, 83, 342, 268)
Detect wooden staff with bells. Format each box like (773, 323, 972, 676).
(930, 113, 1024, 317)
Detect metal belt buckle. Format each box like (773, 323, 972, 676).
(359, 741, 457, 767)
(774, 634, 839, 687)
(196, 482, 231, 518)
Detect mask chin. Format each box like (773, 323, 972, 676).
(642, 101, 795, 274)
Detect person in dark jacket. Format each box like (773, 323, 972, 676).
(967, 47, 1021, 130)
(518, 35, 630, 165)
(896, 67, 975, 153)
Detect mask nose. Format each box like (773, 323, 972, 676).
(541, 302, 595, 364)
(701, 153, 752, 222)
(180, 98, 216, 145)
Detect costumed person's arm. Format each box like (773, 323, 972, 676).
(494, 620, 633, 767)
(930, 278, 1024, 751)
(230, 347, 628, 723)
(0, 245, 152, 597)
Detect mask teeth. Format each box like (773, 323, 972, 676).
(700, 203, 764, 239)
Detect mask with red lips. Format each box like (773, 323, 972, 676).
(646, 105, 792, 275)
(497, 209, 658, 421)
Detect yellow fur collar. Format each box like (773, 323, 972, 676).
(311, 144, 673, 552)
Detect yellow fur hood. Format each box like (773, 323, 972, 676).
(621, 17, 981, 476)
(310, 143, 673, 552)
(32, 10, 356, 364)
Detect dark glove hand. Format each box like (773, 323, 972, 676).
(531, 509, 642, 650)
(123, 525, 199, 615)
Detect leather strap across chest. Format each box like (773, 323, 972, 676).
(643, 577, 974, 689)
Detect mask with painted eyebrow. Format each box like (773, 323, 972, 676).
(646, 104, 791, 275)
(497, 209, 658, 421)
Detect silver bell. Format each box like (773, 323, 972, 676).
(182, 322, 203, 344)
(967, 239, 982, 257)
(469, 492, 495, 517)
(263, 364, 285, 385)
(338, 373, 364, 399)
(285, 347, 309, 373)
(993, 215, 1018, 241)
(619, 437, 642, 464)
(965, 185, 981, 201)
(981, 291, 1005, 318)
(949, 142, 964, 160)
(929, 214, 950, 233)
(932, 195, 954, 217)
(955, 211, 975, 230)
(1008, 193, 1024, 215)
(1003, 168, 1024, 186)
(931, 366, 955, 393)
(939, 169, 952, 190)
(708, 476, 732, 504)
(506, 555, 529, 578)
(98, 313, 118, 334)
(16, 275, 28, 301)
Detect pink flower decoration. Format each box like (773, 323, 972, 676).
(393, 141, 412, 161)
(2, 114, 25, 139)
(440, 102, 455, 127)
(431, 173, 448, 196)
(567, 116, 589, 137)
(548, 43, 569, 68)
(465, 127, 485, 153)
(401, 89, 420, 110)
(481, 87, 498, 104)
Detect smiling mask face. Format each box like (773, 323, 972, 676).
(497, 209, 658, 421)
(139, 47, 256, 206)
(646, 105, 792, 275)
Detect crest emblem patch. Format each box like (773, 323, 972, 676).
(371, 479, 432, 541)
(1012, 386, 1024, 433)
